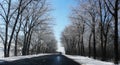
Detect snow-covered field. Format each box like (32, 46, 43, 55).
(65, 55, 119, 65)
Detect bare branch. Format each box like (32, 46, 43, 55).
(104, 0, 114, 16)
(108, 0, 115, 9)
(0, 3, 7, 17)
(0, 14, 6, 22)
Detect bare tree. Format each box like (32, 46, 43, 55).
(61, 0, 120, 63)
(0, 0, 33, 57)
(21, 0, 52, 55)
(104, 0, 120, 64)
(98, 0, 113, 61)
(61, 25, 78, 54)
(30, 26, 57, 54)
(70, 10, 86, 55)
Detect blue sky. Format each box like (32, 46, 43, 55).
(51, 0, 77, 43)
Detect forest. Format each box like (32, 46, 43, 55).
(61, 0, 120, 64)
(0, 0, 57, 57)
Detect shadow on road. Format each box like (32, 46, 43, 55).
(0, 55, 81, 65)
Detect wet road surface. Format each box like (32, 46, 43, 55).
(0, 55, 80, 65)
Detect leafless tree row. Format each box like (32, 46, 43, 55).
(0, 0, 57, 57)
(61, 0, 120, 64)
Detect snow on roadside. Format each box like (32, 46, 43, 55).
(65, 55, 117, 65)
(0, 54, 52, 62)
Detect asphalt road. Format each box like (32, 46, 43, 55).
(0, 54, 80, 65)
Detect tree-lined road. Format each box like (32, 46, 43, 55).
(0, 55, 80, 65)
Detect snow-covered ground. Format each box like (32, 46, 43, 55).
(0, 53, 119, 65)
(65, 55, 119, 65)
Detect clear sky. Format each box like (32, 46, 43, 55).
(51, 0, 77, 52)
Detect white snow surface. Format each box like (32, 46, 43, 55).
(65, 55, 119, 65)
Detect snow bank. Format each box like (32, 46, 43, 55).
(65, 55, 117, 65)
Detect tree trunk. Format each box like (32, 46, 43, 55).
(22, 33, 27, 55)
(77, 34, 81, 55)
(81, 23, 85, 56)
(114, 2, 119, 63)
(14, 33, 18, 56)
(100, 23, 104, 60)
(89, 32, 92, 57)
(93, 23, 96, 59)
(4, 23, 8, 57)
(26, 31, 33, 55)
